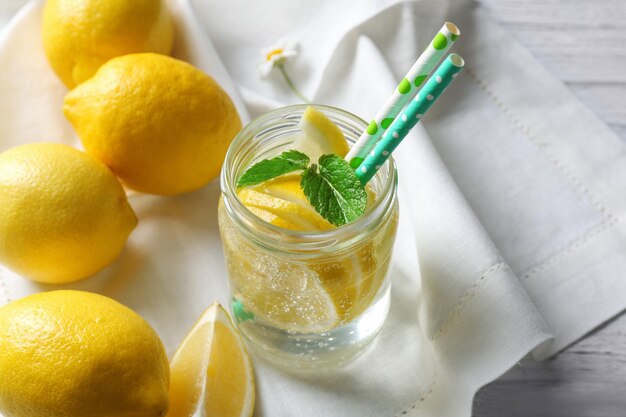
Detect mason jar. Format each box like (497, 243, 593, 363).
(218, 104, 399, 367)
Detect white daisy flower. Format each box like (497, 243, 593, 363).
(258, 38, 309, 103)
(259, 38, 299, 78)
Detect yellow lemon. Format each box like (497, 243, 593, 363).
(168, 303, 255, 417)
(0, 143, 136, 284)
(64, 53, 242, 195)
(293, 106, 350, 161)
(42, 0, 174, 88)
(0, 290, 170, 417)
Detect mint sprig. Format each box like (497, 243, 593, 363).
(237, 150, 367, 226)
(301, 155, 366, 226)
(237, 150, 310, 187)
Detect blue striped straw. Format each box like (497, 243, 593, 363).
(355, 53, 465, 185)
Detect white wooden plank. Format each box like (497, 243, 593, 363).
(477, 0, 624, 25)
(568, 83, 626, 126)
(473, 311, 626, 417)
(610, 123, 626, 140)
(476, 0, 626, 83)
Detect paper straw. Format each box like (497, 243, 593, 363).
(345, 22, 460, 169)
(355, 54, 465, 185)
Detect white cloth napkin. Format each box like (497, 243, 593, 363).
(1, 0, 624, 416)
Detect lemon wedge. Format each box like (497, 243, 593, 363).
(293, 106, 350, 161)
(168, 303, 255, 417)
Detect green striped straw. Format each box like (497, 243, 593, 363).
(345, 22, 460, 169)
(355, 53, 465, 185)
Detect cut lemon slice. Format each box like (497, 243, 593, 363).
(293, 106, 350, 161)
(167, 303, 255, 417)
(238, 187, 332, 231)
(252, 173, 327, 218)
(253, 174, 306, 206)
(246, 206, 300, 230)
(230, 257, 342, 333)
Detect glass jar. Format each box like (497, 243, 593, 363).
(218, 104, 399, 367)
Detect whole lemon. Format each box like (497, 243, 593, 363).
(64, 53, 242, 195)
(0, 143, 137, 284)
(42, 0, 174, 89)
(0, 290, 170, 417)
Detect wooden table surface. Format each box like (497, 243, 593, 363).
(472, 1, 626, 416)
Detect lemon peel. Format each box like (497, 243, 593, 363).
(0, 291, 169, 417)
(168, 303, 255, 417)
(64, 53, 241, 195)
(42, 0, 174, 88)
(0, 143, 136, 284)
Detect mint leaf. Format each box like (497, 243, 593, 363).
(238, 150, 310, 187)
(301, 154, 367, 226)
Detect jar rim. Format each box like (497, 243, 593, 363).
(220, 104, 397, 252)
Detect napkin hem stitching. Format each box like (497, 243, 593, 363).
(467, 67, 619, 280)
(431, 262, 508, 341)
(396, 370, 438, 416)
(399, 261, 516, 415)
(522, 217, 620, 279)
(466, 68, 614, 220)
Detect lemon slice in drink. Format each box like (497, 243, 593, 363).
(238, 186, 332, 231)
(245, 206, 300, 230)
(250, 175, 386, 320)
(229, 258, 344, 333)
(233, 181, 346, 332)
(229, 245, 379, 333)
(230, 199, 365, 332)
(293, 106, 350, 161)
(253, 174, 306, 206)
(168, 303, 255, 417)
